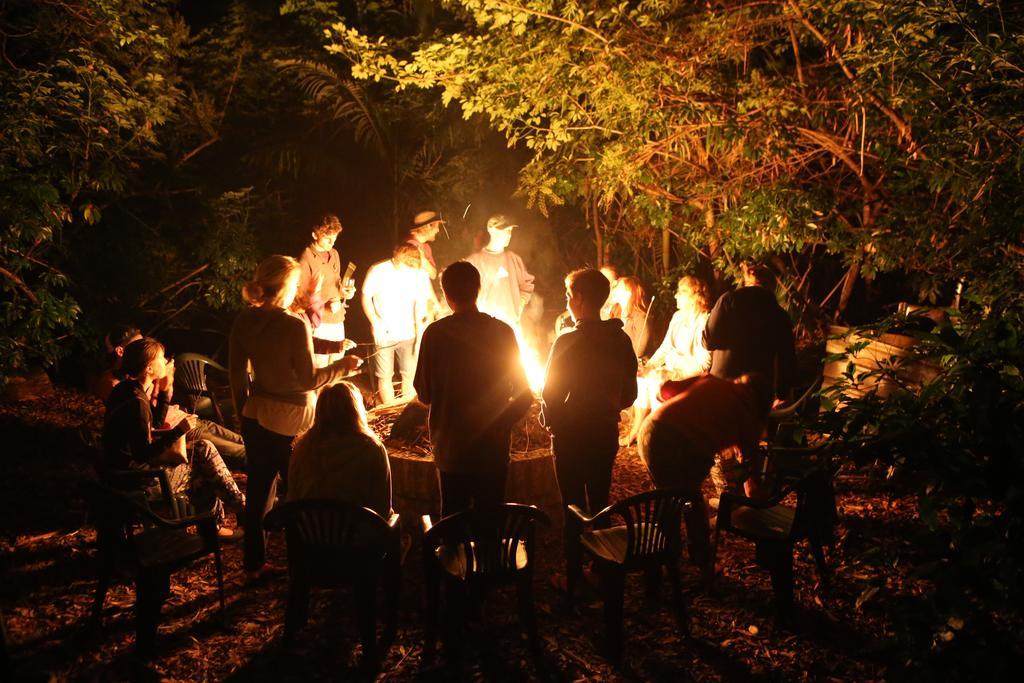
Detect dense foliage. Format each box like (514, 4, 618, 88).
(332, 0, 1024, 314)
(816, 270, 1024, 632)
(0, 0, 491, 384)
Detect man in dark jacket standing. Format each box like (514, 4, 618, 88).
(704, 263, 796, 402)
(414, 261, 532, 517)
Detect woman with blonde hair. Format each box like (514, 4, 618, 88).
(622, 275, 713, 445)
(230, 254, 361, 578)
(288, 382, 392, 517)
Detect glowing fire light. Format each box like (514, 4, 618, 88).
(511, 325, 546, 395)
(520, 344, 546, 395)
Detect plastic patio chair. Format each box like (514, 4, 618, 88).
(566, 488, 694, 661)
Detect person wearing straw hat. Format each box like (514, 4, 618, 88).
(407, 210, 445, 280)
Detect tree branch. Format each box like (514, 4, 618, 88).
(0, 266, 39, 304)
(489, 1, 610, 44)
(786, 0, 925, 158)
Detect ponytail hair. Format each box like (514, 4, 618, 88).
(243, 255, 301, 307)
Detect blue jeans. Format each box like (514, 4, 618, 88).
(371, 338, 416, 403)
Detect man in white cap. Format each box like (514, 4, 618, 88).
(465, 215, 535, 329)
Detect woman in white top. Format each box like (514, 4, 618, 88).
(229, 255, 361, 577)
(622, 275, 712, 445)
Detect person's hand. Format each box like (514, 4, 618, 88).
(341, 282, 356, 300)
(342, 338, 357, 351)
(771, 398, 787, 410)
(157, 359, 175, 392)
(177, 413, 199, 431)
(340, 355, 363, 373)
(328, 298, 343, 314)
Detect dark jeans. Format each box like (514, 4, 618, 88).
(552, 424, 619, 516)
(437, 467, 508, 518)
(241, 417, 293, 571)
(188, 419, 246, 470)
(637, 417, 713, 566)
(552, 424, 619, 581)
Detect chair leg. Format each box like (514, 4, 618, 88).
(809, 538, 830, 590)
(600, 568, 625, 662)
(135, 572, 170, 657)
(283, 580, 310, 645)
(666, 560, 689, 635)
(355, 576, 378, 665)
(91, 572, 110, 625)
(442, 581, 466, 663)
(764, 542, 794, 623)
(516, 575, 542, 664)
(213, 546, 226, 617)
(423, 564, 440, 658)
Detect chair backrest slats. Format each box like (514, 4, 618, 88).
(425, 504, 549, 581)
(606, 489, 691, 565)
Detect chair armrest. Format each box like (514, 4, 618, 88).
(134, 504, 218, 530)
(567, 504, 594, 525)
(206, 359, 229, 374)
(719, 489, 790, 512)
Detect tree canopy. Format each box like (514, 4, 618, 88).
(331, 0, 1024, 312)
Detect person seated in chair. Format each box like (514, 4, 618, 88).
(288, 382, 392, 517)
(94, 323, 247, 470)
(103, 338, 246, 539)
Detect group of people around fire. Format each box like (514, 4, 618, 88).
(95, 208, 797, 641)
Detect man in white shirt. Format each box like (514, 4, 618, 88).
(362, 243, 433, 404)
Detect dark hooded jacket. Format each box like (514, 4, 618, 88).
(542, 318, 638, 436)
(704, 285, 796, 399)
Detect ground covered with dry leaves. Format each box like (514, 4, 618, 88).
(1, 389, 1010, 681)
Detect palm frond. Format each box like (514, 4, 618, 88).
(276, 58, 389, 159)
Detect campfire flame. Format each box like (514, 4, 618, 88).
(520, 344, 546, 395)
(511, 324, 546, 395)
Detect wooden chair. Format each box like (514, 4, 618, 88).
(81, 479, 224, 656)
(712, 445, 838, 622)
(264, 500, 401, 666)
(175, 352, 229, 425)
(421, 504, 549, 664)
(566, 489, 694, 661)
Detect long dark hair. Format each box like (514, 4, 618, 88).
(303, 382, 378, 445)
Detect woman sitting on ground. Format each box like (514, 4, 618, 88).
(288, 381, 392, 517)
(103, 338, 245, 538)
